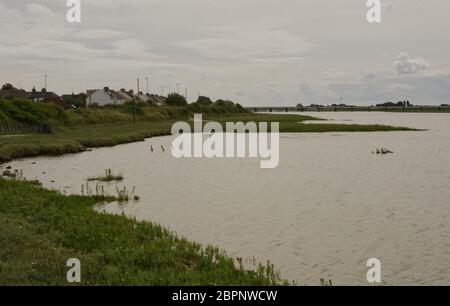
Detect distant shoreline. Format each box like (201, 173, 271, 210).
(247, 105, 450, 113)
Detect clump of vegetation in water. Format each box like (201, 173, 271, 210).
(2, 169, 16, 178)
(320, 279, 333, 286)
(0, 178, 285, 285)
(88, 169, 123, 182)
(116, 186, 139, 202)
(2, 168, 41, 186)
(81, 181, 111, 200)
(373, 148, 394, 155)
(81, 182, 139, 203)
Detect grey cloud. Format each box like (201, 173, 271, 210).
(321, 69, 351, 80)
(1, 0, 450, 105)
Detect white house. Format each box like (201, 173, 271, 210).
(86, 89, 125, 106)
(136, 92, 150, 102)
(148, 94, 166, 106)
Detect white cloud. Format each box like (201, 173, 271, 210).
(395, 52, 428, 74)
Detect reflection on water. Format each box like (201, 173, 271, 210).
(5, 112, 450, 285)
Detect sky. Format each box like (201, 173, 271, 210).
(0, 0, 449, 106)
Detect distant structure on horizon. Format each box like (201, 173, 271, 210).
(86, 87, 166, 107)
(377, 100, 412, 107)
(0, 83, 167, 109)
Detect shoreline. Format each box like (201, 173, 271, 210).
(0, 112, 418, 164)
(0, 177, 286, 285)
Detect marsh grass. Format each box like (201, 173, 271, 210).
(2, 169, 15, 177)
(373, 148, 394, 154)
(1, 168, 41, 186)
(0, 178, 286, 285)
(81, 181, 109, 199)
(88, 169, 123, 182)
(320, 279, 333, 286)
(81, 182, 139, 203)
(115, 186, 139, 203)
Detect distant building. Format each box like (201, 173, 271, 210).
(147, 94, 166, 106)
(0, 85, 73, 109)
(133, 92, 166, 105)
(116, 89, 134, 103)
(136, 92, 150, 102)
(86, 88, 126, 106)
(28, 89, 59, 102)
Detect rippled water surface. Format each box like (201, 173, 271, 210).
(5, 112, 450, 285)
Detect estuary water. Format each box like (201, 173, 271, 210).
(4, 112, 450, 285)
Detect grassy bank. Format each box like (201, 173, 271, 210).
(0, 99, 418, 162)
(0, 178, 284, 285)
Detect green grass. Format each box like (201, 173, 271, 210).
(0, 178, 285, 285)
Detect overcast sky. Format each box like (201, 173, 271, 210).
(1, 0, 449, 105)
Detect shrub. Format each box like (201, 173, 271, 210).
(196, 96, 213, 106)
(166, 93, 187, 106)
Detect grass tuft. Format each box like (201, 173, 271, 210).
(88, 169, 123, 182)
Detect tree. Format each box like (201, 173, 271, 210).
(196, 96, 213, 106)
(166, 93, 187, 106)
(1, 83, 15, 90)
(214, 99, 235, 107)
(62, 93, 87, 108)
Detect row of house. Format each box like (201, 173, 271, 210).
(0, 87, 73, 109)
(86, 88, 166, 106)
(0, 84, 167, 109)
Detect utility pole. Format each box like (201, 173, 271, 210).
(134, 78, 139, 125)
(44, 74, 48, 90)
